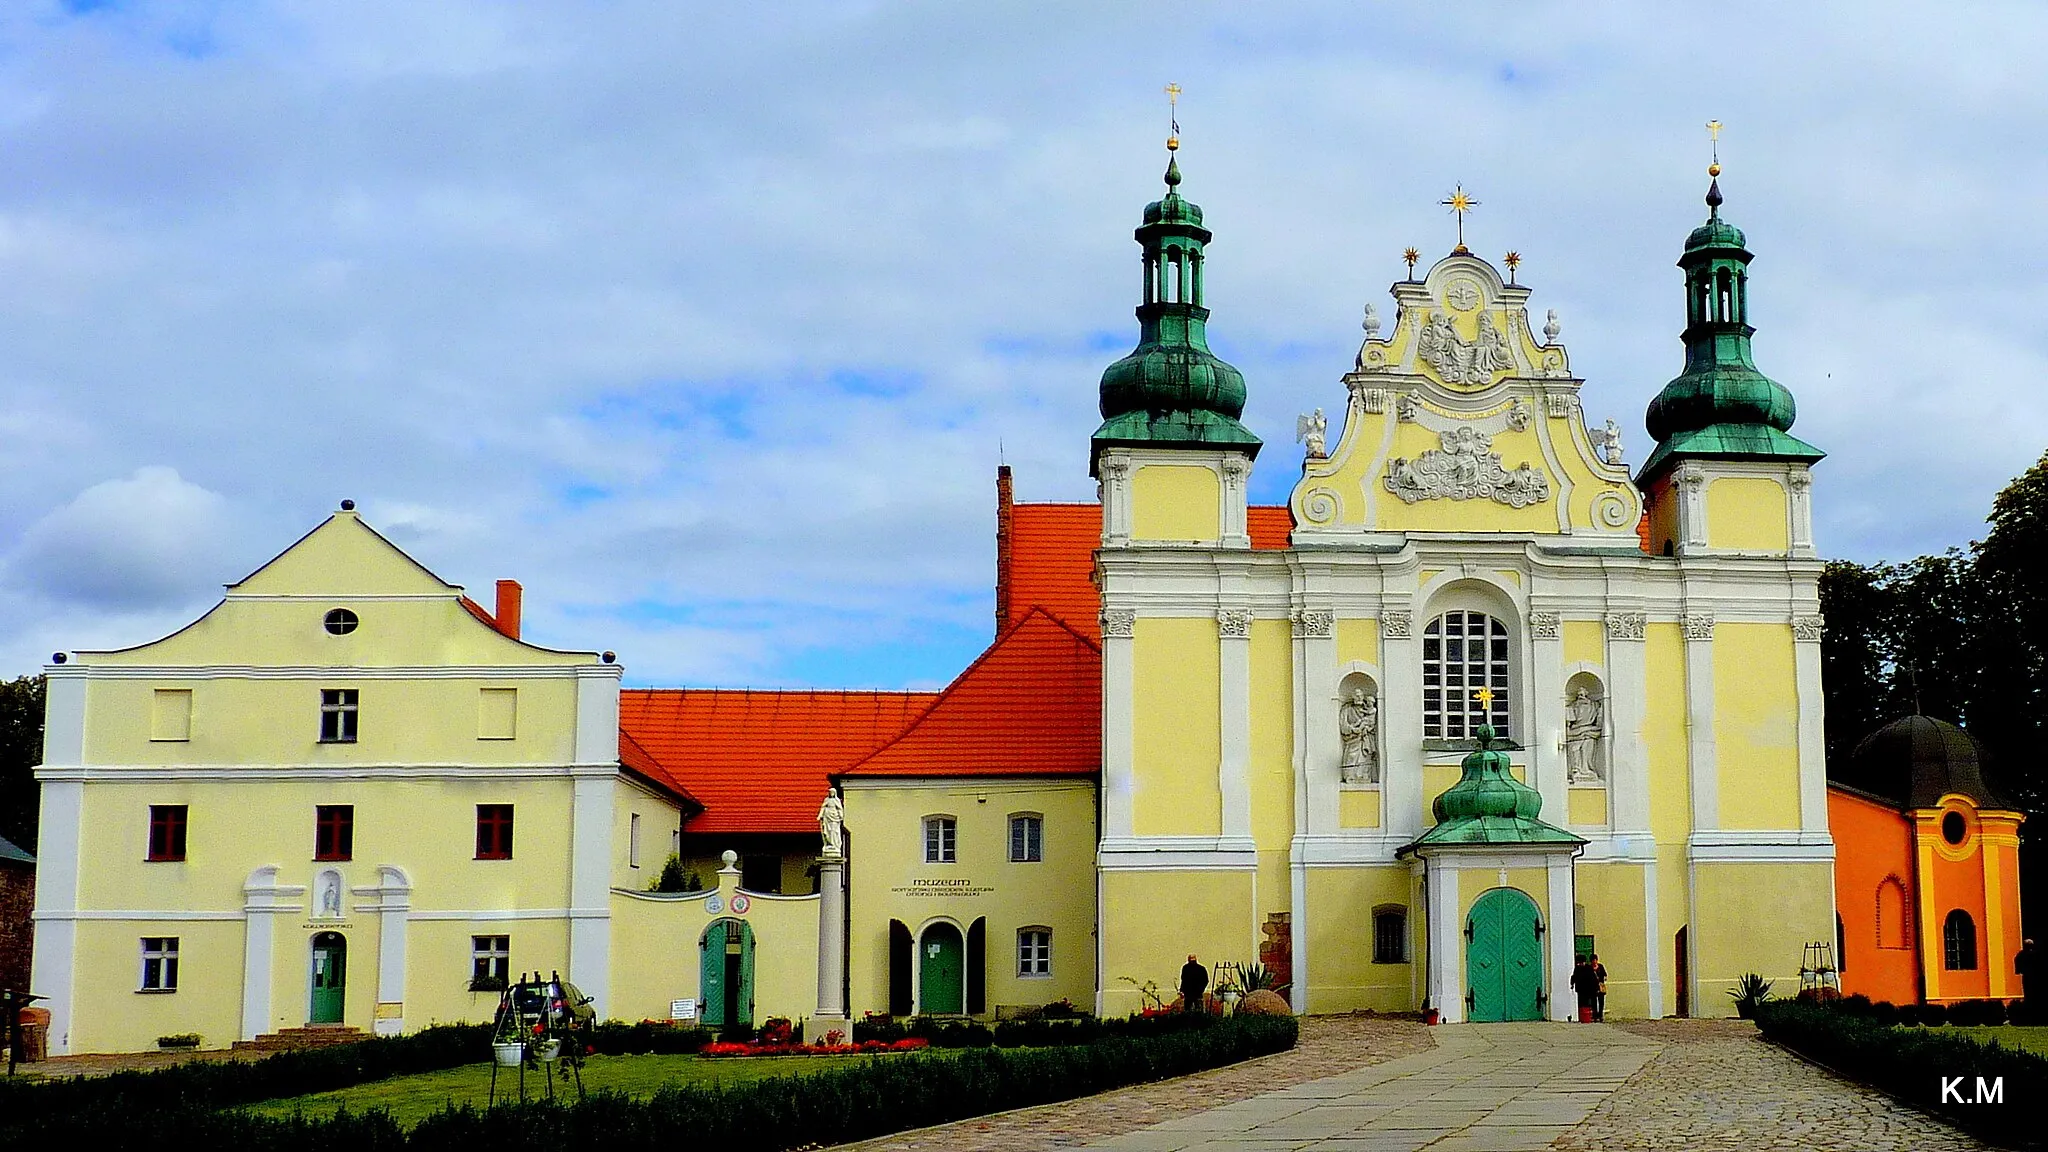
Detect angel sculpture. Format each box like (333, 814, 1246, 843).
(1295, 409, 1328, 458)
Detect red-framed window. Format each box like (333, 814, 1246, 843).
(476, 804, 515, 860)
(147, 805, 188, 862)
(315, 805, 354, 861)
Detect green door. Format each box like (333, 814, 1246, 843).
(919, 923, 964, 1014)
(310, 932, 347, 1024)
(699, 919, 754, 1030)
(1466, 888, 1544, 1022)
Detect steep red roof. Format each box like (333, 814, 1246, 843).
(847, 609, 1100, 778)
(1000, 500, 1294, 640)
(618, 728, 702, 810)
(620, 689, 936, 834)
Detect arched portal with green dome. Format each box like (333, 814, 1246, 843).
(1402, 725, 1585, 1023)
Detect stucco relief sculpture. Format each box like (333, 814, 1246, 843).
(1296, 409, 1328, 458)
(1564, 688, 1605, 784)
(818, 788, 845, 857)
(1588, 419, 1625, 466)
(1385, 425, 1550, 508)
(1339, 688, 1380, 785)
(1418, 312, 1515, 386)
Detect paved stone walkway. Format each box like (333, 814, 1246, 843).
(840, 1015, 1435, 1152)
(1081, 1021, 1995, 1152)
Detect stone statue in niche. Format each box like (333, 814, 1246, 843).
(1339, 688, 1380, 785)
(818, 787, 845, 857)
(1565, 687, 1605, 784)
(318, 871, 343, 918)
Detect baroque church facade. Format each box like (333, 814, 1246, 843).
(1088, 149, 1830, 1022)
(32, 147, 1852, 1051)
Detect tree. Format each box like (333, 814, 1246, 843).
(0, 675, 45, 852)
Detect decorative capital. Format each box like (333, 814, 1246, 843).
(1221, 455, 1251, 485)
(1678, 466, 1707, 492)
(1545, 392, 1576, 419)
(1290, 608, 1333, 639)
(1099, 608, 1136, 639)
(1396, 391, 1423, 422)
(1792, 614, 1824, 642)
(1683, 612, 1716, 641)
(1356, 384, 1389, 414)
(1787, 470, 1812, 492)
(1216, 607, 1253, 639)
(1528, 611, 1561, 640)
(1381, 610, 1412, 639)
(1604, 612, 1646, 641)
(1098, 455, 1131, 480)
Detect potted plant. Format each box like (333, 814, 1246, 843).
(1421, 1000, 1439, 1026)
(156, 1033, 202, 1050)
(1729, 973, 1774, 1018)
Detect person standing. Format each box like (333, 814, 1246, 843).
(1571, 957, 1597, 1021)
(1180, 955, 1209, 1014)
(2018, 938, 2037, 1017)
(1590, 954, 1610, 1022)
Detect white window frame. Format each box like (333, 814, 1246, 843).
(140, 936, 180, 992)
(923, 816, 957, 864)
(1008, 813, 1043, 863)
(472, 934, 511, 983)
(1018, 928, 1052, 977)
(1422, 611, 1512, 739)
(319, 687, 360, 743)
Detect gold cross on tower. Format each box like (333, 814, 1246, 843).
(1164, 83, 1182, 151)
(1440, 184, 1479, 253)
(1706, 119, 1723, 176)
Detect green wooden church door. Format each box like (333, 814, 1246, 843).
(310, 932, 347, 1024)
(1466, 888, 1544, 1022)
(699, 919, 755, 1030)
(919, 922, 964, 1014)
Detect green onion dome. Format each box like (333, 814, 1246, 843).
(1431, 725, 1544, 823)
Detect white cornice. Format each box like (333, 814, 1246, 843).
(36, 762, 622, 782)
(1098, 835, 1256, 870)
(66, 664, 610, 681)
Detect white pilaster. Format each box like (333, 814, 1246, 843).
(568, 771, 614, 1014)
(1545, 854, 1576, 1021)
(363, 865, 411, 1036)
(1294, 608, 1338, 836)
(1641, 859, 1664, 1018)
(1787, 469, 1815, 558)
(1682, 614, 1718, 832)
(573, 664, 623, 766)
(1381, 607, 1422, 839)
(1793, 618, 1828, 833)
(28, 770, 83, 1055)
(1217, 607, 1253, 840)
(1426, 856, 1463, 1023)
(240, 866, 295, 1041)
(1606, 615, 1652, 840)
(1101, 607, 1136, 840)
(1219, 454, 1251, 549)
(1097, 453, 1132, 546)
(1676, 466, 1709, 554)
(1529, 614, 1566, 824)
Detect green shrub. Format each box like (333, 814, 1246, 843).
(1868, 1000, 1900, 1027)
(1897, 1002, 1924, 1026)
(1754, 1000, 2044, 1149)
(583, 1021, 714, 1055)
(1920, 1001, 1949, 1026)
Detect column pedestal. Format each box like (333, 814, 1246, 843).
(814, 854, 849, 1035)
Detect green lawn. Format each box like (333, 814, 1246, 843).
(243, 1052, 885, 1128)
(1938, 1024, 2048, 1058)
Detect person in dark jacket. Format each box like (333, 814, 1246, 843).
(2018, 938, 2037, 1013)
(1179, 955, 1209, 1014)
(1570, 957, 1599, 1020)
(1590, 954, 1609, 1021)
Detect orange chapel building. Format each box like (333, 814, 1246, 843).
(1830, 715, 2026, 1005)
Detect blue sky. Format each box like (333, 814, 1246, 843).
(0, 2, 2044, 689)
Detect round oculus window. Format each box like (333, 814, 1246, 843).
(1942, 811, 1967, 846)
(323, 608, 359, 636)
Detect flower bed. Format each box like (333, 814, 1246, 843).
(700, 1037, 928, 1058)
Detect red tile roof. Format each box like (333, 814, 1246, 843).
(1000, 501, 1293, 640)
(619, 689, 937, 834)
(846, 608, 1100, 778)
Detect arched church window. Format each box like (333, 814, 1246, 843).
(1944, 909, 1977, 971)
(1876, 876, 1909, 950)
(1372, 906, 1408, 964)
(1422, 612, 1511, 739)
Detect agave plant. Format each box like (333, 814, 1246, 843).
(1239, 962, 1279, 992)
(1728, 972, 1774, 1017)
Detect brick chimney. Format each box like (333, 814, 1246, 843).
(494, 579, 523, 640)
(994, 465, 1013, 635)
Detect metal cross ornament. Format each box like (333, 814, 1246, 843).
(1706, 120, 1723, 176)
(1441, 184, 1479, 251)
(1164, 83, 1182, 150)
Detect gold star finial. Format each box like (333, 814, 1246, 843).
(1706, 119, 1723, 177)
(1403, 247, 1420, 279)
(1473, 686, 1495, 710)
(1164, 83, 1182, 151)
(1503, 251, 1521, 285)
(1440, 184, 1479, 252)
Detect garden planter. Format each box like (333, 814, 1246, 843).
(537, 1038, 562, 1062)
(493, 1041, 525, 1067)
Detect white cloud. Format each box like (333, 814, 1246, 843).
(8, 466, 231, 609)
(0, 2, 2040, 685)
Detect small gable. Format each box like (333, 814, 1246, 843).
(231, 509, 457, 598)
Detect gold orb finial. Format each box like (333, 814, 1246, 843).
(1164, 83, 1182, 154)
(1706, 119, 1724, 176)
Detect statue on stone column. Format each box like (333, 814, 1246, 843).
(1339, 687, 1380, 785)
(1565, 687, 1605, 784)
(818, 787, 845, 857)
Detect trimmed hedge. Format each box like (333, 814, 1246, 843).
(4, 1013, 1298, 1151)
(1753, 1000, 2044, 1150)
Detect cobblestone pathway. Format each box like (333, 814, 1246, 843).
(1556, 1019, 1992, 1151)
(838, 1015, 1434, 1152)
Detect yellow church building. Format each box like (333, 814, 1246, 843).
(31, 146, 1838, 1050)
